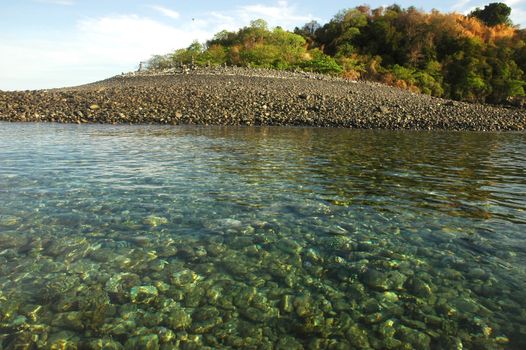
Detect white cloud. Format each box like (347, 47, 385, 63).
(35, 0, 74, 5)
(151, 5, 180, 19)
(510, 8, 526, 26)
(504, 0, 526, 25)
(237, 1, 318, 28)
(76, 15, 200, 62)
(505, 0, 525, 6)
(195, 1, 320, 37)
(0, 1, 319, 90)
(452, 0, 472, 11)
(0, 15, 211, 90)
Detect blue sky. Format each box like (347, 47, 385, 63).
(1, 0, 525, 90)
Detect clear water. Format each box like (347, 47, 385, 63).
(0, 123, 525, 349)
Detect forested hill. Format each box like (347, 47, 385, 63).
(146, 2, 525, 105)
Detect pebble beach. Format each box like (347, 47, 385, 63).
(1, 67, 525, 131)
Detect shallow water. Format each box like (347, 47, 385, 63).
(0, 123, 525, 349)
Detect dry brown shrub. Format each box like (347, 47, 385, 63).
(343, 70, 361, 80)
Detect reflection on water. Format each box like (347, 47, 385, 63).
(0, 123, 525, 349)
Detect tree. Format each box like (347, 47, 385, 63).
(145, 4, 525, 104)
(469, 3, 512, 27)
(295, 20, 321, 37)
(250, 19, 268, 30)
(294, 20, 321, 46)
(146, 54, 172, 70)
(301, 49, 343, 74)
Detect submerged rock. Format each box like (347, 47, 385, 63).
(0, 215, 21, 227)
(406, 277, 433, 298)
(165, 309, 192, 330)
(125, 334, 159, 350)
(361, 269, 407, 291)
(143, 215, 168, 227)
(87, 338, 124, 350)
(130, 285, 158, 304)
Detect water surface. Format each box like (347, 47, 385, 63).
(1, 123, 525, 349)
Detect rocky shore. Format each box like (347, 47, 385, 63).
(1, 67, 525, 131)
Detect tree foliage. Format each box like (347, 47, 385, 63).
(469, 2, 512, 27)
(146, 3, 525, 104)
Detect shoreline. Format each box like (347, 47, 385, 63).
(1, 67, 525, 131)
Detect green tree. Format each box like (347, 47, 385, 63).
(443, 38, 491, 102)
(146, 54, 172, 70)
(199, 45, 227, 66)
(469, 3, 512, 26)
(146, 3, 525, 104)
(301, 49, 343, 74)
(294, 20, 321, 39)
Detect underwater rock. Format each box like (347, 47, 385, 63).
(170, 269, 200, 287)
(451, 298, 480, 314)
(0, 215, 21, 227)
(362, 269, 390, 290)
(406, 277, 433, 298)
(381, 291, 399, 303)
(397, 325, 431, 350)
(105, 273, 139, 294)
(0, 232, 28, 251)
(303, 248, 323, 263)
(101, 319, 137, 336)
(130, 285, 158, 304)
(143, 215, 168, 227)
(276, 238, 303, 255)
(276, 336, 303, 350)
(361, 269, 407, 291)
(142, 311, 164, 328)
(165, 309, 192, 330)
(293, 295, 314, 318)
(280, 294, 294, 314)
(468, 268, 489, 281)
(191, 319, 222, 334)
(87, 338, 124, 350)
(154, 327, 175, 343)
(125, 334, 159, 350)
(47, 331, 80, 349)
(205, 218, 243, 232)
(192, 306, 220, 322)
(345, 324, 371, 348)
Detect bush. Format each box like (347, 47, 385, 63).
(301, 49, 343, 74)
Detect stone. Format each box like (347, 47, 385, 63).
(143, 215, 168, 227)
(281, 294, 294, 313)
(51, 312, 85, 331)
(407, 278, 433, 298)
(130, 285, 158, 304)
(468, 268, 488, 280)
(362, 269, 390, 291)
(88, 338, 124, 350)
(378, 106, 391, 114)
(125, 334, 159, 350)
(397, 326, 431, 350)
(293, 295, 314, 317)
(0, 215, 21, 227)
(346, 325, 370, 348)
(277, 238, 303, 255)
(276, 336, 303, 350)
(166, 309, 192, 330)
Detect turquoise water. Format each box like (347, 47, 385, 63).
(0, 123, 525, 349)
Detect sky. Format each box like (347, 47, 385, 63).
(1, 0, 525, 90)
